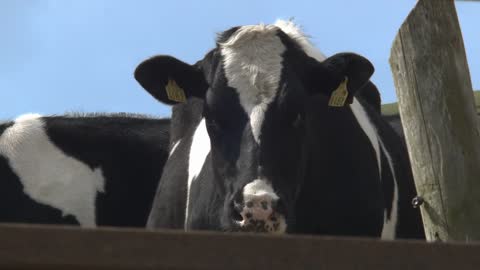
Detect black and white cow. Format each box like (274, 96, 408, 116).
(0, 113, 170, 227)
(137, 20, 424, 239)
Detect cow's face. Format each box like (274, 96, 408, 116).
(135, 22, 374, 233)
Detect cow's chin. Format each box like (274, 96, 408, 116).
(226, 215, 287, 234)
(239, 216, 288, 234)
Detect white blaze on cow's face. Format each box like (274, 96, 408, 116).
(220, 24, 286, 144)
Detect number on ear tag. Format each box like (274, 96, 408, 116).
(165, 79, 186, 103)
(328, 77, 349, 107)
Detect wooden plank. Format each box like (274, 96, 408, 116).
(381, 90, 480, 116)
(390, 0, 480, 241)
(0, 223, 479, 270)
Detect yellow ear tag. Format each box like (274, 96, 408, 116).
(328, 77, 349, 107)
(165, 79, 186, 103)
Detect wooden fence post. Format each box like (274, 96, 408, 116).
(389, 0, 480, 241)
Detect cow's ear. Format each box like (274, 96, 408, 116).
(308, 53, 374, 107)
(134, 55, 208, 105)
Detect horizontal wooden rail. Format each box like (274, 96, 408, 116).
(0, 223, 479, 270)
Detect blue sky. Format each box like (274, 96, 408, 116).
(1, 0, 479, 119)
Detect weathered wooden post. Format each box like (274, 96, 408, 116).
(390, 0, 480, 242)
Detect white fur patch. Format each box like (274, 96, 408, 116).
(169, 139, 181, 157)
(379, 140, 399, 240)
(0, 114, 105, 227)
(185, 118, 211, 229)
(220, 24, 286, 143)
(350, 99, 382, 176)
(274, 19, 327, 61)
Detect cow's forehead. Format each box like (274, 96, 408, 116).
(216, 20, 326, 61)
(216, 24, 287, 144)
(219, 24, 282, 49)
(204, 20, 322, 144)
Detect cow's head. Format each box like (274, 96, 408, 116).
(135, 21, 374, 233)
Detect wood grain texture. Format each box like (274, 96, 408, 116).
(0, 223, 480, 270)
(390, 0, 480, 241)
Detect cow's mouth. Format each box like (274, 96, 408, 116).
(232, 213, 287, 234)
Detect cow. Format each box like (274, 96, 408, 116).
(0, 113, 170, 227)
(137, 20, 424, 239)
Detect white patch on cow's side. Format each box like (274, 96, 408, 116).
(220, 24, 286, 144)
(274, 19, 327, 62)
(185, 118, 211, 229)
(0, 113, 105, 227)
(379, 141, 399, 240)
(350, 98, 382, 176)
(169, 139, 181, 157)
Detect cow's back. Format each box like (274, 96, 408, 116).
(0, 113, 170, 227)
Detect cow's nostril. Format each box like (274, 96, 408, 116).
(261, 201, 269, 210)
(232, 210, 243, 222)
(231, 201, 243, 222)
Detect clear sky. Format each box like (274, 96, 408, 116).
(1, 0, 479, 119)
